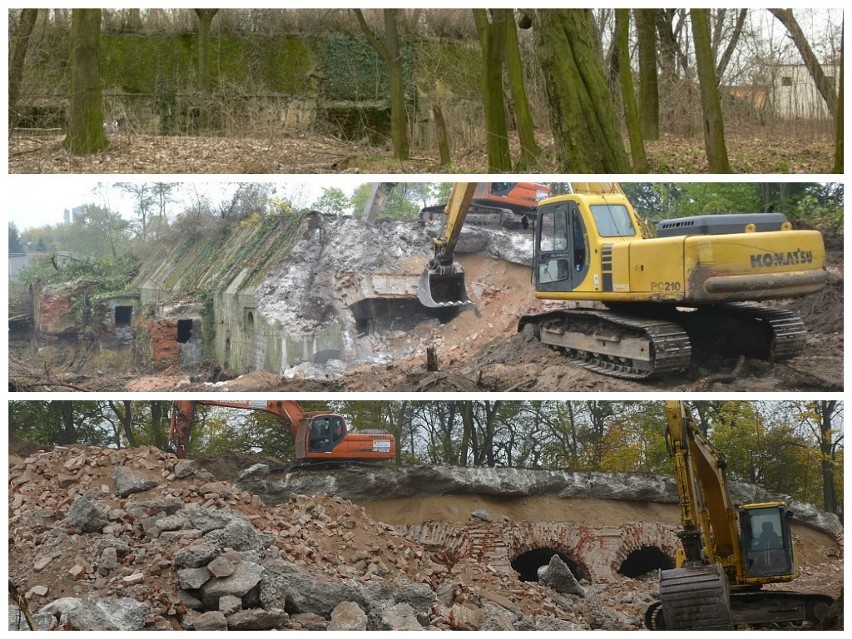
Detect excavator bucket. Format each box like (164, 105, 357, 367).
(418, 264, 473, 308)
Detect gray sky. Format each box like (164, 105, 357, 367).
(6, 177, 364, 231)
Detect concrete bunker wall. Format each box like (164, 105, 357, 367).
(213, 286, 345, 374)
(144, 309, 204, 370)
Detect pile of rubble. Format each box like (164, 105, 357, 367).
(9, 445, 647, 631)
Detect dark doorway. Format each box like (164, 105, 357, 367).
(618, 546, 674, 578)
(177, 319, 193, 344)
(114, 306, 132, 326)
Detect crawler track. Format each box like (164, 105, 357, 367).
(648, 564, 734, 630)
(519, 303, 808, 380)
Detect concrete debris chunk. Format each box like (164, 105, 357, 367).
(380, 602, 423, 631)
(218, 594, 242, 616)
(66, 494, 109, 533)
(193, 610, 227, 631)
(112, 466, 159, 497)
(201, 561, 264, 607)
(178, 567, 212, 591)
(38, 596, 149, 631)
(226, 608, 288, 630)
(173, 542, 219, 569)
(538, 555, 586, 598)
(328, 601, 368, 631)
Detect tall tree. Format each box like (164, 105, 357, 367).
(690, 9, 732, 173)
(769, 9, 837, 118)
(714, 9, 748, 81)
(616, 9, 647, 172)
(150, 401, 168, 451)
(635, 9, 659, 140)
(794, 401, 843, 514)
(63, 9, 109, 154)
(194, 9, 219, 94)
(473, 9, 512, 172)
(51, 401, 77, 445)
(834, 22, 844, 174)
(9, 8, 39, 112)
(504, 12, 540, 169)
(354, 9, 410, 161)
(530, 9, 630, 172)
(9, 222, 24, 254)
(107, 400, 138, 448)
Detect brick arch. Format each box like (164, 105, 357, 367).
(506, 523, 594, 581)
(610, 522, 680, 576)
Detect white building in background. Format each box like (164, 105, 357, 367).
(64, 205, 86, 224)
(768, 63, 839, 120)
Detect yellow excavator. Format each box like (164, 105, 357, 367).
(644, 401, 834, 629)
(420, 182, 827, 378)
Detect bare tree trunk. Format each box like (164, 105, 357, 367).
(532, 9, 630, 173)
(51, 401, 77, 445)
(432, 105, 451, 166)
(194, 9, 218, 93)
(474, 9, 512, 172)
(125, 8, 143, 32)
(63, 9, 109, 154)
(384, 10, 409, 161)
(769, 9, 837, 118)
(9, 8, 39, 111)
(716, 9, 747, 81)
(150, 401, 167, 451)
(458, 401, 473, 466)
(691, 9, 732, 173)
(635, 9, 659, 140)
(504, 12, 540, 169)
(835, 22, 844, 173)
(616, 10, 647, 171)
(816, 401, 838, 514)
(354, 9, 410, 161)
(108, 400, 138, 448)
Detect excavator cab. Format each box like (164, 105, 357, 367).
(739, 504, 797, 580)
(308, 414, 346, 453)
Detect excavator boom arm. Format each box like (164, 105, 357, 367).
(431, 182, 477, 267)
(169, 400, 309, 458)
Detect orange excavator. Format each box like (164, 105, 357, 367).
(168, 400, 396, 463)
(362, 182, 551, 229)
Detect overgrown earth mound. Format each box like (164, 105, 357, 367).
(8, 445, 843, 631)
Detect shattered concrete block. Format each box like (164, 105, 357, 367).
(100, 547, 119, 571)
(193, 610, 228, 631)
(218, 595, 241, 616)
(66, 494, 109, 533)
(538, 555, 586, 598)
(112, 467, 159, 497)
(177, 567, 212, 591)
(381, 603, 423, 631)
(207, 555, 236, 579)
(227, 608, 288, 630)
(173, 542, 218, 569)
(328, 601, 368, 631)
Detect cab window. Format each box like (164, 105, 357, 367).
(539, 205, 569, 252)
(591, 204, 635, 237)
